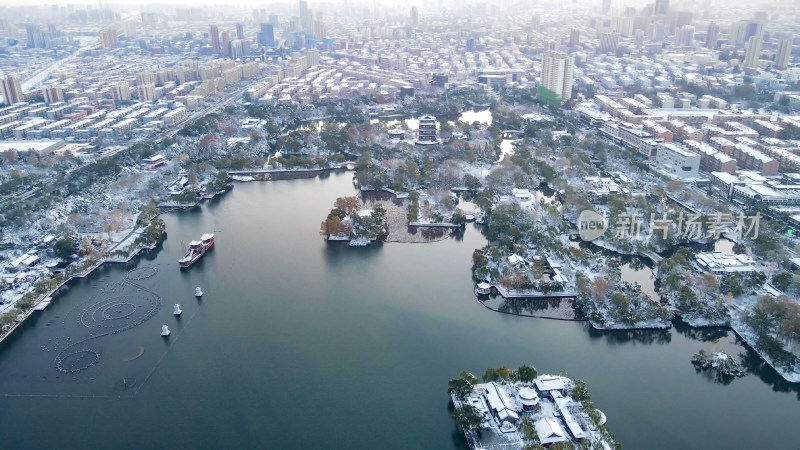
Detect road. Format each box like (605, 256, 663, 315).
(21, 39, 101, 92)
(165, 81, 254, 138)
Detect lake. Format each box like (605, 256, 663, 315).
(0, 171, 798, 449)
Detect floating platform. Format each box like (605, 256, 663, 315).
(33, 297, 52, 311)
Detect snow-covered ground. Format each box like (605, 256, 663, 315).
(729, 306, 800, 383)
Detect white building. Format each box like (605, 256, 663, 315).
(695, 252, 758, 275)
(482, 382, 520, 424)
(535, 418, 569, 446)
(655, 143, 700, 180)
(534, 375, 566, 395)
(541, 51, 574, 103)
(0, 139, 65, 155)
(512, 188, 535, 209)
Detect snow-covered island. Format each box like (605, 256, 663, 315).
(320, 195, 388, 246)
(691, 350, 745, 384)
(449, 366, 618, 450)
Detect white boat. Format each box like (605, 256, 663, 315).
(173, 304, 182, 315)
(195, 286, 203, 297)
(161, 325, 171, 336)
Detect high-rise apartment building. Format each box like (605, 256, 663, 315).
(776, 38, 793, 70)
(99, 28, 118, 48)
(744, 36, 763, 68)
(230, 40, 244, 60)
(313, 13, 325, 39)
(678, 25, 695, 47)
(43, 85, 64, 104)
(731, 20, 763, 48)
(137, 83, 157, 102)
(136, 72, 157, 86)
(569, 29, 580, 46)
(299, 0, 311, 33)
(221, 31, 231, 57)
(111, 82, 131, 102)
(705, 22, 719, 49)
(25, 24, 49, 49)
(612, 16, 634, 37)
(1, 76, 24, 105)
(599, 32, 619, 53)
(210, 25, 221, 54)
(541, 51, 574, 103)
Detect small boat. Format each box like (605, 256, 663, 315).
(161, 325, 171, 336)
(173, 304, 182, 315)
(179, 233, 215, 268)
(195, 286, 203, 297)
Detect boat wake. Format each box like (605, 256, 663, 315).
(124, 346, 145, 362)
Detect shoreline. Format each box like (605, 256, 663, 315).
(0, 241, 159, 345)
(476, 295, 584, 322)
(5, 170, 800, 385)
(475, 286, 800, 383)
(0, 188, 230, 345)
(729, 318, 800, 383)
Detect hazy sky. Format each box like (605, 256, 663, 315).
(0, 0, 357, 4)
(0, 0, 776, 9)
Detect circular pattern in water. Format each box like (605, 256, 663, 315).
(80, 295, 160, 334)
(50, 265, 163, 375)
(125, 266, 158, 281)
(100, 302, 137, 320)
(54, 349, 101, 373)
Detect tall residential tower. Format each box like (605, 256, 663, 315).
(541, 51, 574, 103)
(1, 76, 24, 105)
